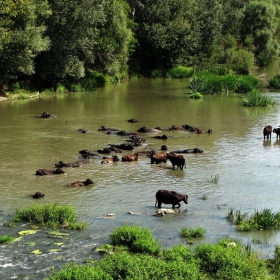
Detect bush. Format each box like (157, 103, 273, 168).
(110, 225, 161, 255)
(151, 69, 166, 78)
(180, 227, 206, 238)
(14, 203, 86, 229)
(268, 75, 280, 89)
(194, 238, 269, 279)
(189, 92, 203, 99)
(47, 264, 112, 280)
(242, 90, 275, 107)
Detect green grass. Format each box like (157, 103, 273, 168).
(0, 235, 16, 244)
(110, 225, 161, 255)
(13, 203, 87, 230)
(189, 92, 203, 99)
(242, 90, 275, 107)
(227, 208, 280, 231)
(180, 227, 206, 238)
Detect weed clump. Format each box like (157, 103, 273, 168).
(13, 203, 86, 230)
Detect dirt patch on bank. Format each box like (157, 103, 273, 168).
(0, 96, 8, 101)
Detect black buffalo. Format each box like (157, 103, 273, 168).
(155, 190, 188, 209)
(32, 192, 45, 199)
(273, 127, 280, 139)
(40, 112, 57, 118)
(55, 161, 81, 168)
(36, 168, 65, 176)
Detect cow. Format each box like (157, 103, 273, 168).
(36, 168, 65, 176)
(263, 125, 272, 140)
(32, 192, 45, 199)
(101, 155, 119, 164)
(273, 127, 280, 139)
(122, 153, 139, 162)
(155, 190, 188, 209)
(55, 161, 81, 168)
(150, 151, 168, 164)
(69, 178, 94, 187)
(166, 152, 186, 170)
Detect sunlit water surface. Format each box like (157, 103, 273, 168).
(1, 78, 280, 279)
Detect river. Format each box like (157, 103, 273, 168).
(1, 78, 280, 279)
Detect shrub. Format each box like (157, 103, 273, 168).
(14, 203, 86, 229)
(194, 238, 269, 279)
(110, 225, 161, 255)
(151, 69, 166, 78)
(268, 75, 280, 89)
(56, 83, 67, 93)
(0, 235, 16, 244)
(180, 227, 206, 238)
(47, 264, 112, 280)
(242, 90, 275, 107)
(189, 92, 203, 99)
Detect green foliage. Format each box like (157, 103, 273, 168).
(189, 72, 261, 95)
(180, 227, 206, 238)
(14, 203, 86, 229)
(194, 238, 269, 279)
(56, 84, 67, 93)
(0, 235, 16, 244)
(227, 208, 280, 231)
(242, 90, 275, 107)
(47, 264, 112, 280)
(189, 92, 203, 99)
(166, 66, 194, 78)
(268, 75, 280, 89)
(110, 225, 161, 255)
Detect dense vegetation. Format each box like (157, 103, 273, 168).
(1, 0, 280, 94)
(46, 225, 280, 280)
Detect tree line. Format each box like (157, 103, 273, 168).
(1, 0, 280, 92)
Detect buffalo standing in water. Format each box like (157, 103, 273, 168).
(155, 190, 188, 209)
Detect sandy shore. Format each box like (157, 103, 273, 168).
(0, 96, 8, 101)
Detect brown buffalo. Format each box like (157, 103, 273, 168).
(36, 168, 65, 176)
(273, 127, 280, 139)
(263, 125, 272, 140)
(166, 152, 186, 170)
(150, 151, 168, 164)
(155, 190, 188, 209)
(69, 178, 94, 187)
(101, 155, 119, 164)
(122, 153, 139, 162)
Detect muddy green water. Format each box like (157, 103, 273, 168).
(1, 78, 280, 279)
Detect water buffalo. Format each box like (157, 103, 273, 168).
(155, 190, 188, 209)
(263, 125, 272, 140)
(122, 153, 139, 162)
(32, 192, 45, 199)
(77, 129, 87, 133)
(36, 168, 65, 176)
(79, 149, 99, 158)
(273, 127, 280, 139)
(161, 145, 168, 151)
(166, 152, 186, 170)
(137, 126, 162, 133)
(150, 151, 168, 164)
(69, 178, 94, 187)
(173, 148, 203, 154)
(153, 134, 168, 139)
(128, 118, 138, 123)
(40, 112, 57, 118)
(55, 161, 81, 168)
(101, 155, 119, 164)
(168, 125, 184, 131)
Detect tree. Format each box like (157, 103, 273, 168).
(241, 1, 279, 66)
(0, 0, 51, 89)
(127, 0, 199, 70)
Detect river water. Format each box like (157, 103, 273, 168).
(1, 78, 280, 279)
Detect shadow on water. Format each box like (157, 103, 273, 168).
(1, 78, 280, 279)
